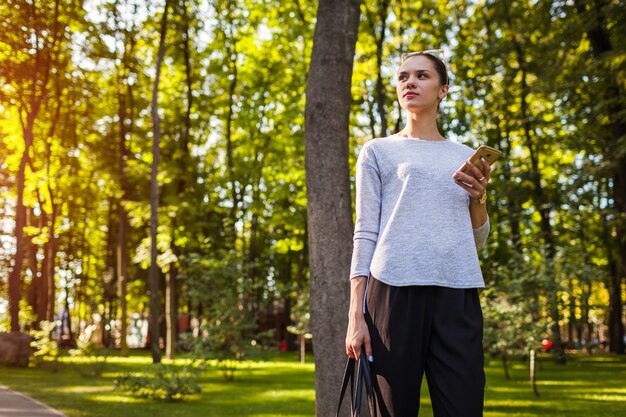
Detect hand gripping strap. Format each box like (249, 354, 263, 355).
(336, 347, 377, 417)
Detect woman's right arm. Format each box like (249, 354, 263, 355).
(346, 275, 372, 361)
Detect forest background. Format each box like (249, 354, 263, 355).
(0, 0, 625, 413)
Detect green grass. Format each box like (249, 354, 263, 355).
(0, 352, 624, 416)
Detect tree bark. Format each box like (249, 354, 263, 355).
(8, 126, 32, 332)
(502, 0, 565, 364)
(165, 267, 176, 359)
(304, 0, 361, 415)
(364, 0, 390, 137)
(574, 0, 625, 354)
(26, 207, 39, 320)
(221, 0, 241, 246)
(148, 0, 171, 364)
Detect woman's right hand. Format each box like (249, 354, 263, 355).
(345, 313, 372, 361)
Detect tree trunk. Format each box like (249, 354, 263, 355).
(568, 278, 576, 344)
(44, 204, 58, 322)
(26, 207, 39, 321)
(304, 0, 361, 415)
(365, 0, 390, 137)
(148, 0, 171, 364)
(163, 0, 194, 361)
(38, 206, 50, 323)
(9, 0, 61, 334)
(574, 0, 625, 355)
(165, 267, 176, 360)
(112, 0, 139, 358)
(8, 125, 32, 332)
(501, 351, 510, 380)
(117, 61, 130, 356)
(502, 0, 565, 364)
(222, 1, 240, 246)
(117, 204, 129, 356)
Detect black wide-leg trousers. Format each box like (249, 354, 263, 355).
(364, 276, 485, 417)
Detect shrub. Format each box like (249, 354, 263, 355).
(29, 321, 62, 371)
(114, 363, 203, 402)
(68, 329, 110, 378)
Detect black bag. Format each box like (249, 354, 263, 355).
(336, 347, 377, 417)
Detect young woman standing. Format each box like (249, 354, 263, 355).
(345, 50, 491, 417)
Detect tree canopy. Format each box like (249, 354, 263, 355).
(0, 0, 624, 390)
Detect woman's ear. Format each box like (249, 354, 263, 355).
(439, 84, 449, 100)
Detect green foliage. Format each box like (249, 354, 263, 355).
(67, 331, 110, 378)
(114, 363, 203, 402)
(1, 0, 624, 381)
(29, 321, 61, 371)
(286, 288, 310, 337)
(181, 251, 277, 380)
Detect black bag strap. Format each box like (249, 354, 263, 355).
(336, 347, 377, 417)
(336, 357, 355, 417)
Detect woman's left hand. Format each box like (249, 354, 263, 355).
(452, 158, 491, 200)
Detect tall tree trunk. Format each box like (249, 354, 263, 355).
(165, 267, 176, 359)
(304, 0, 361, 415)
(42, 70, 64, 324)
(8, 125, 33, 332)
(26, 207, 39, 320)
(163, 0, 195, 361)
(365, 0, 390, 137)
(222, 1, 240, 246)
(148, 0, 171, 364)
(38, 205, 50, 323)
(116, 76, 130, 357)
(573, 0, 625, 354)
(117, 204, 129, 356)
(568, 277, 576, 344)
(9, 0, 61, 334)
(112, 0, 139, 358)
(502, 0, 565, 364)
(44, 204, 58, 322)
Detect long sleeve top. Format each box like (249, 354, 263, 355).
(349, 134, 490, 288)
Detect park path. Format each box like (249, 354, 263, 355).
(0, 384, 68, 417)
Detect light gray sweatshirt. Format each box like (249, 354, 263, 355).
(349, 134, 490, 288)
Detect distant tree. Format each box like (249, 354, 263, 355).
(148, 0, 172, 364)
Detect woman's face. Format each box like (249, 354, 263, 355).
(396, 55, 448, 112)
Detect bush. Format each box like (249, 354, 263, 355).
(181, 251, 276, 381)
(114, 363, 203, 402)
(29, 321, 62, 371)
(68, 329, 110, 378)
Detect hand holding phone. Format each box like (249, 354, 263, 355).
(453, 145, 503, 190)
(463, 145, 503, 170)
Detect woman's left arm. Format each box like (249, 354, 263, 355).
(453, 158, 491, 241)
(468, 199, 488, 228)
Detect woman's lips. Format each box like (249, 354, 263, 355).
(404, 92, 418, 98)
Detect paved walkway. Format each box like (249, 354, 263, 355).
(0, 384, 67, 417)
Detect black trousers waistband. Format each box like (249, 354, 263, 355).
(364, 276, 485, 417)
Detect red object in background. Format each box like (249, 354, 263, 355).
(541, 339, 553, 349)
(178, 314, 190, 333)
(279, 339, 288, 353)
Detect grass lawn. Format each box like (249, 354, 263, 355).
(0, 351, 624, 417)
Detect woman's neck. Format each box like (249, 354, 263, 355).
(399, 111, 445, 141)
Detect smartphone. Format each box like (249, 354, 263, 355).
(468, 145, 503, 166)
(459, 145, 503, 173)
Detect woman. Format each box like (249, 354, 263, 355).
(345, 49, 491, 417)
